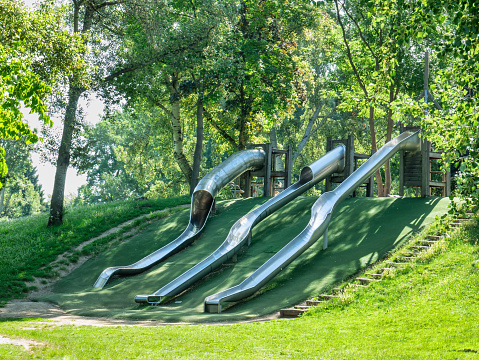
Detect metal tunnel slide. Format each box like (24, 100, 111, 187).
(93, 149, 266, 289)
(203, 131, 421, 313)
(135, 145, 346, 304)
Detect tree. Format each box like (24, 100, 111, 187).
(0, 0, 85, 183)
(397, 0, 479, 207)
(328, 0, 427, 196)
(210, 0, 316, 151)
(48, 0, 127, 226)
(0, 138, 45, 218)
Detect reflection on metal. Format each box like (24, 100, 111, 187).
(134, 145, 346, 304)
(204, 131, 420, 313)
(93, 149, 265, 289)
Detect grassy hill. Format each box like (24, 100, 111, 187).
(35, 196, 449, 322)
(0, 207, 477, 359)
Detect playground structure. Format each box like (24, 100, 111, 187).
(325, 135, 374, 197)
(94, 149, 266, 288)
(93, 129, 451, 314)
(399, 125, 451, 197)
(203, 131, 420, 313)
(135, 145, 345, 305)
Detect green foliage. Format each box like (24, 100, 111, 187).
(0, 139, 45, 218)
(0, 0, 87, 184)
(394, 0, 479, 206)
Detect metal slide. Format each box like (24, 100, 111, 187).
(135, 145, 346, 304)
(93, 149, 266, 289)
(204, 131, 420, 313)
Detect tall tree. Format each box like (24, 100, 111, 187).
(48, 0, 128, 226)
(331, 0, 424, 196)
(398, 0, 479, 206)
(0, 0, 85, 182)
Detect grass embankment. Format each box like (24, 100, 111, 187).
(0, 216, 478, 359)
(43, 196, 447, 322)
(0, 195, 190, 303)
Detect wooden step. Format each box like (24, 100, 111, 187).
(306, 300, 325, 306)
(397, 256, 416, 261)
(412, 245, 430, 250)
(426, 235, 441, 240)
(318, 294, 337, 300)
(294, 305, 310, 310)
(450, 222, 461, 227)
(280, 308, 306, 318)
(418, 240, 438, 245)
(356, 277, 380, 284)
(365, 273, 383, 278)
(386, 262, 408, 266)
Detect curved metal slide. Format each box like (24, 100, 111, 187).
(204, 131, 420, 313)
(93, 149, 266, 289)
(135, 145, 346, 304)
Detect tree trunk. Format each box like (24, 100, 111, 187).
(383, 85, 400, 196)
(292, 103, 336, 166)
(47, 2, 96, 226)
(0, 186, 13, 215)
(164, 73, 192, 184)
(48, 86, 83, 226)
(190, 84, 204, 194)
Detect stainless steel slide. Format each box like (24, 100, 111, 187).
(204, 131, 420, 313)
(93, 149, 266, 289)
(135, 145, 346, 304)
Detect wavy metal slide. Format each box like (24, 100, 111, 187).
(204, 131, 420, 313)
(93, 149, 266, 289)
(135, 145, 346, 304)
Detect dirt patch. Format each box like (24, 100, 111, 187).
(0, 300, 282, 327)
(0, 334, 46, 351)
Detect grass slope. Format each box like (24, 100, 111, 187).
(41, 196, 449, 322)
(0, 217, 478, 359)
(0, 196, 190, 302)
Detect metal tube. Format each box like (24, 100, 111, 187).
(203, 131, 420, 313)
(93, 149, 265, 289)
(134, 145, 346, 304)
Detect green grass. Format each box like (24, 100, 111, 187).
(0, 195, 190, 302)
(0, 218, 478, 359)
(41, 196, 449, 322)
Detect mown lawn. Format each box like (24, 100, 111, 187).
(0, 215, 478, 359)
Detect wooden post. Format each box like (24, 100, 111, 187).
(421, 139, 430, 197)
(244, 171, 252, 198)
(345, 135, 355, 178)
(264, 143, 272, 197)
(286, 145, 292, 188)
(399, 149, 405, 197)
